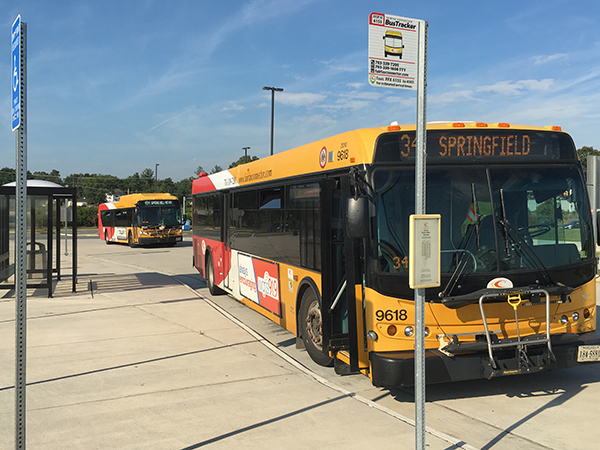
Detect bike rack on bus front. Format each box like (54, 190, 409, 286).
(479, 288, 555, 370)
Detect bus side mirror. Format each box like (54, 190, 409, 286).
(596, 211, 600, 247)
(347, 196, 369, 239)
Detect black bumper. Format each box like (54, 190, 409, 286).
(370, 330, 600, 387)
(138, 235, 182, 245)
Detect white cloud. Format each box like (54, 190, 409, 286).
(477, 79, 553, 95)
(146, 107, 195, 132)
(382, 96, 417, 108)
(289, 113, 338, 127)
(347, 82, 363, 89)
(319, 54, 363, 73)
(221, 101, 246, 112)
(429, 90, 474, 104)
(277, 92, 326, 107)
(532, 53, 568, 65)
(338, 91, 382, 101)
(131, 70, 196, 103)
(326, 91, 383, 111)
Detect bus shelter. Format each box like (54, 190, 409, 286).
(0, 180, 77, 297)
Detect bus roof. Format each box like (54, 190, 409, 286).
(102, 193, 179, 209)
(192, 122, 570, 194)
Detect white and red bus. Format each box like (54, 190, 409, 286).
(98, 193, 182, 247)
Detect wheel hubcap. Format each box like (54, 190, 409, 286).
(305, 301, 323, 350)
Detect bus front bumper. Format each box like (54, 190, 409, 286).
(138, 235, 183, 245)
(369, 330, 600, 387)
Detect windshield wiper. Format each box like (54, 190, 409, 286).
(498, 189, 511, 257)
(497, 189, 555, 286)
(439, 183, 481, 298)
(472, 183, 481, 250)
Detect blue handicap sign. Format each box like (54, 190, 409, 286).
(11, 15, 21, 131)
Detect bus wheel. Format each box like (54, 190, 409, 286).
(299, 288, 334, 367)
(206, 255, 224, 296)
(128, 232, 135, 248)
(104, 231, 111, 245)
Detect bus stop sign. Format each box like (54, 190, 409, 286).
(368, 12, 421, 90)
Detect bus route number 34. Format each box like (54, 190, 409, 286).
(376, 309, 408, 321)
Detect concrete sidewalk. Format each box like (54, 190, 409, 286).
(0, 255, 472, 449)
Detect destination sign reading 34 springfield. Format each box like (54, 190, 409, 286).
(368, 12, 422, 90)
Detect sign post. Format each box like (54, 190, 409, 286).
(369, 12, 431, 450)
(12, 14, 27, 450)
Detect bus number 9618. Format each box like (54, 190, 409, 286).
(376, 309, 408, 321)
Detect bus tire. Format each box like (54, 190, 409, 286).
(299, 288, 334, 367)
(206, 254, 224, 296)
(128, 232, 136, 248)
(104, 231, 111, 245)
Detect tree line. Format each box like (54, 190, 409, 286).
(0, 166, 192, 205)
(0, 154, 260, 206)
(0, 154, 261, 228)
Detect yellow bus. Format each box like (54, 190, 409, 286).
(98, 193, 183, 247)
(192, 122, 600, 386)
(383, 30, 404, 58)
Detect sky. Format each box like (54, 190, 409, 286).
(1, 0, 600, 182)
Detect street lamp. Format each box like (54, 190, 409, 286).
(263, 86, 283, 156)
(155, 163, 159, 191)
(242, 147, 250, 164)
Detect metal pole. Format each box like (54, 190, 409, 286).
(414, 19, 428, 450)
(269, 91, 274, 156)
(14, 18, 27, 450)
(262, 87, 283, 156)
(64, 203, 68, 256)
(155, 163, 159, 191)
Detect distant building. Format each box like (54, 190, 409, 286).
(106, 189, 126, 203)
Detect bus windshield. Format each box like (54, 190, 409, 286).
(138, 205, 181, 228)
(374, 165, 594, 294)
(384, 35, 402, 47)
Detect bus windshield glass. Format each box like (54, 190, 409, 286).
(374, 166, 594, 292)
(385, 35, 402, 47)
(137, 203, 181, 228)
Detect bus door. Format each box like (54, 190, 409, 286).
(132, 208, 139, 244)
(223, 192, 231, 290)
(321, 177, 361, 373)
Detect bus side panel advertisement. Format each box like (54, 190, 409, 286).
(238, 254, 281, 316)
(115, 227, 127, 241)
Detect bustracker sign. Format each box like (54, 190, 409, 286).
(368, 12, 420, 90)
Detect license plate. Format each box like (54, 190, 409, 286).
(577, 345, 600, 362)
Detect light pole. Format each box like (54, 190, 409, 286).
(155, 163, 159, 191)
(263, 86, 283, 156)
(242, 147, 250, 164)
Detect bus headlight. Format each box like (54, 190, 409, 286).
(560, 315, 568, 325)
(367, 331, 378, 341)
(403, 326, 429, 337)
(572, 312, 580, 322)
